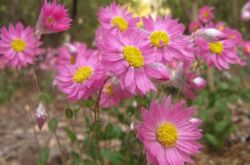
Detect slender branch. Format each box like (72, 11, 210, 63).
(31, 68, 66, 164)
(69, 119, 84, 161)
(54, 131, 67, 165)
(92, 79, 109, 164)
(28, 107, 40, 149)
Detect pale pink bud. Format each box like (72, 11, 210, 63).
(192, 76, 206, 89)
(241, 1, 250, 21)
(64, 43, 77, 55)
(35, 102, 48, 130)
(196, 28, 227, 42)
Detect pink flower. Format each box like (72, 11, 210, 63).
(215, 21, 226, 31)
(189, 21, 201, 33)
(36, 0, 72, 35)
(55, 52, 105, 101)
(97, 2, 139, 33)
(242, 41, 250, 56)
(195, 37, 241, 70)
(198, 6, 215, 24)
(136, 97, 202, 165)
(222, 28, 242, 45)
(57, 42, 88, 67)
(142, 16, 194, 63)
(241, 0, 250, 21)
(100, 78, 131, 108)
(39, 48, 58, 71)
(101, 29, 169, 95)
(0, 22, 42, 69)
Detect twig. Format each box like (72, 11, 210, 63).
(69, 119, 84, 161)
(28, 107, 40, 150)
(92, 79, 109, 164)
(31, 67, 67, 164)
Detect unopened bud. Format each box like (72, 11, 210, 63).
(196, 28, 227, 42)
(241, 1, 250, 21)
(192, 76, 206, 89)
(35, 102, 48, 130)
(64, 43, 77, 55)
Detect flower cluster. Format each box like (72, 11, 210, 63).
(1, 1, 250, 165)
(189, 5, 247, 70)
(53, 3, 204, 164)
(0, 0, 72, 69)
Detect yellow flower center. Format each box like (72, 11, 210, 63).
(73, 66, 93, 83)
(70, 55, 76, 64)
(247, 47, 250, 53)
(105, 83, 112, 95)
(156, 122, 178, 148)
(150, 31, 170, 48)
(122, 46, 144, 68)
(202, 12, 209, 19)
(47, 17, 55, 24)
(11, 38, 26, 52)
(218, 25, 224, 31)
(112, 16, 128, 32)
(209, 42, 223, 55)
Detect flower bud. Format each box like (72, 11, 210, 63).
(241, 1, 250, 21)
(35, 102, 48, 130)
(196, 28, 227, 42)
(192, 76, 206, 89)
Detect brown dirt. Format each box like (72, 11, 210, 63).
(0, 89, 249, 165)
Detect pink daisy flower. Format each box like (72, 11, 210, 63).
(101, 29, 169, 95)
(222, 28, 242, 45)
(195, 37, 241, 70)
(198, 6, 215, 24)
(100, 78, 131, 108)
(36, 0, 72, 35)
(242, 41, 250, 57)
(97, 2, 139, 33)
(136, 96, 202, 165)
(189, 21, 201, 33)
(57, 42, 88, 67)
(215, 21, 226, 31)
(39, 48, 58, 71)
(0, 22, 42, 69)
(55, 53, 105, 101)
(142, 16, 194, 63)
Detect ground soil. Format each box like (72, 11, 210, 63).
(0, 89, 249, 165)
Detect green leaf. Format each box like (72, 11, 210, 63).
(90, 120, 102, 132)
(72, 151, 80, 165)
(241, 89, 250, 101)
(64, 127, 77, 144)
(215, 120, 231, 133)
(205, 133, 219, 147)
(48, 118, 58, 132)
(40, 92, 53, 104)
(65, 108, 73, 119)
(82, 159, 96, 165)
(37, 147, 49, 165)
(101, 149, 124, 165)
